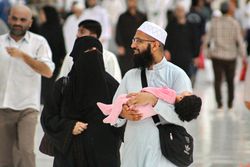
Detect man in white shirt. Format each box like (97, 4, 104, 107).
(114, 21, 192, 167)
(58, 19, 121, 82)
(83, 0, 111, 49)
(0, 4, 54, 167)
(63, 2, 85, 52)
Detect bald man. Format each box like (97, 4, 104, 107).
(0, 4, 54, 167)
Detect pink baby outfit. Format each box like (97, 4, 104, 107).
(97, 87, 176, 125)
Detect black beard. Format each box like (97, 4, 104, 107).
(133, 45, 153, 69)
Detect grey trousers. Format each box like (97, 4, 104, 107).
(0, 108, 38, 167)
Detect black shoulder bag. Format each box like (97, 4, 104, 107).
(39, 77, 69, 156)
(141, 69, 194, 167)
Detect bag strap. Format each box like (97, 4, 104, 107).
(140, 69, 161, 125)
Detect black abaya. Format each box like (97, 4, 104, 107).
(41, 37, 123, 167)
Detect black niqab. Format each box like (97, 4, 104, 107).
(69, 36, 103, 62)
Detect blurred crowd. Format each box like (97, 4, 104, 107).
(1, 0, 250, 106)
(1, 0, 250, 73)
(1, 0, 250, 166)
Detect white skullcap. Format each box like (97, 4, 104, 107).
(137, 21, 167, 45)
(212, 10, 222, 17)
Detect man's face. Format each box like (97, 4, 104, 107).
(174, 5, 186, 19)
(8, 8, 32, 37)
(131, 31, 155, 55)
(228, 1, 236, 15)
(127, 0, 137, 10)
(131, 31, 155, 68)
(77, 27, 97, 38)
(87, 0, 97, 7)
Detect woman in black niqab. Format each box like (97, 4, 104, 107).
(41, 36, 122, 167)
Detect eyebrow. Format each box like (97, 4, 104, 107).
(11, 15, 29, 21)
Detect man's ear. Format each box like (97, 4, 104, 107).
(29, 19, 33, 28)
(151, 41, 161, 52)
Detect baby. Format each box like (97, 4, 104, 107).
(97, 87, 202, 125)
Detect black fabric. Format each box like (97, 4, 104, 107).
(246, 29, 250, 55)
(39, 77, 69, 157)
(69, 36, 103, 62)
(187, 8, 206, 52)
(40, 5, 66, 104)
(165, 18, 200, 77)
(115, 10, 147, 76)
(157, 124, 194, 167)
(41, 37, 122, 167)
(211, 58, 236, 108)
(41, 77, 75, 156)
(141, 69, 194, 167)
(61, 50, 108, 120)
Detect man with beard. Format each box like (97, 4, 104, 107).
(0, 4, 54, 167)
(113, 21, 192, 167)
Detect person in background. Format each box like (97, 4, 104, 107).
(83, 0, 111, 49)
(242, 0, 250, 56)
(204, 1, 246, 112)
(63, 2, 85, 52)
(115, 0, 147, 76)
(187, 0, 206, 44)
(0, 0, 11, 24)
(137, 0, 169, 28)
(0, 4, 54, 167)
(244, 57, 250, 110)
(0, 18, 9, 35)
(100, 0, 126, 27)
(187, 0, 207, 85)
(165, 1, 200, 77)
(58, 19, 121, 82)
(39, 5, 66, 104)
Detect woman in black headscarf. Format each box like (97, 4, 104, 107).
(39, 5, 66, 104)
(41, 36, 123, 167)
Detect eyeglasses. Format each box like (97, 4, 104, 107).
(132, 38, 155, 44)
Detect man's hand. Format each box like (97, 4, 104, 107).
(6, 47, 53, 78)
(72, 121, 88, 135)
(126, 92, 158, 107)
(6, 47, 24, 59)
(120, 104, 142, 121)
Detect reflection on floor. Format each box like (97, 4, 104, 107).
(188, 65, 250, 167)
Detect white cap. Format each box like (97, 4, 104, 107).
(212, 10, 222, 17)
(137, 21, 167, 45)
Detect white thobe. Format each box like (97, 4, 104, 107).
(82, 5, 111, 49)
(63, 14, 86, 52)
(101, 0, 126, 26)
(114, 58, 192, 167)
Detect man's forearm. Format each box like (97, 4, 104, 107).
(22, 52, 53, 78)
